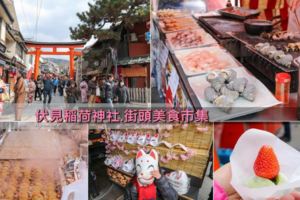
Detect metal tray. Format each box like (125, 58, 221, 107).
(197, 16, 245, 39)
(219, 7, 260, 20)
(230, 32, 299, 92)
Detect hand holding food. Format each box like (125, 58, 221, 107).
(246, 145, 287, 188)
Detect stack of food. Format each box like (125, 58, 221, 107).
(166, 29, 216, 50)
(107, 167, 133, 187)
(255, 43, 294, 68)
(157, 9, 188, 19)
(0, 160, 60, 200)
(176, 47, 240, 75)
(284, 42, 300, 52)
(204, 69, 256, 113)
(159, 17, 198, 33)
(167, 29, 203, 49)
(261, 31, 298, 41)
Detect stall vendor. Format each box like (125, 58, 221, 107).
(125, 149, 178, 200)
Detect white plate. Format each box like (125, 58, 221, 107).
(188, 67, 281, 121)
(175, 46, 242, 76)
(166, 29, 217, 51)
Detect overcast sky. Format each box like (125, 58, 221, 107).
(14, 0, 92, 59)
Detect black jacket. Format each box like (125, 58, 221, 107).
(66, 86, 78, 103)
(116, 85, 130, 103)
(105, 81, 114, 100)
(124, 176, 178, 200)
(43, 79, 53, 91)
(88, 80, 97, 96)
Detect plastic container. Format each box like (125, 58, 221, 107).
(275, 73, 291, 104)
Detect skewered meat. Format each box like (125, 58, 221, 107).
(284, 42, 300, 52)
(261, 31, 296, 41)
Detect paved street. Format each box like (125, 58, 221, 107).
(0, 94, 65, 122)
(0, 94, 150, 123)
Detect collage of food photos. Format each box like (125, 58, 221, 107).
(1, 0, 300, 199)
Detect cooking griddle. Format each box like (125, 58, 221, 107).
(219, 7, 260, 20)
(197, 16, 245, 39)
(230, 32, 299, 92)
(0, 131, 62, 159)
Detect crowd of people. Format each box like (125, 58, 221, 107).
(80, 74, 131, 107)
(0, 71, 131, 121)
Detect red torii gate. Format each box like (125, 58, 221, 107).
(25, 41, 86, 80)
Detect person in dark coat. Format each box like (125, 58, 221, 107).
(52, 77, 59, 96)
(105, 74, 114, 107)
(58, 76, 65, 96)
(99, 79, 106, 103)
(66, 80, 78, 104)
(113, 79, 119, 103)
(116, 80, 130, 104)
(88, 76, 97, 104)
(43, 73, 54, 105)
(34, 75, 43, 101)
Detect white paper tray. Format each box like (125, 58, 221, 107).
(174, 45, 242, 76)
(166, 28, 217, 51)
(188, 67, 281, 121)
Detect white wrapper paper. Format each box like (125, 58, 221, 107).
(230, 129, 300, 200)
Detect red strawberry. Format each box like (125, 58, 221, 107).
(253, 145, 280, 179)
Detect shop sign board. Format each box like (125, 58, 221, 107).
(121, 67, 147, 77)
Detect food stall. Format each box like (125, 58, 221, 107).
(89, 123, 213, 200)
(0, 126, 88, 200)
(151, 7, 300, 121)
